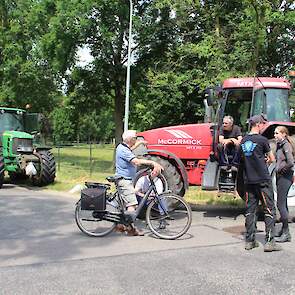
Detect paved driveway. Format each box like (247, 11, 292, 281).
(0, 185, 294, 294)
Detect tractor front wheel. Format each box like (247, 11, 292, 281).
(9, 172, 27, 183)
(32, 150, 56, 186)
(149, 156, 185, 197)
(0, 156, 4, 189)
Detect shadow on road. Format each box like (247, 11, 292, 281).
(0, 187, 124, 266)
(192, 206, 245, 220)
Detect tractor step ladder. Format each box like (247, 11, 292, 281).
(217, 168, 238, 198)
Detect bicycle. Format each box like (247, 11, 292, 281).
(75, 169, 192, 240)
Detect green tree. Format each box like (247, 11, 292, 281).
(51, 106, 75, 142)
(1, 0, 294, 141)
(130, 0, 294, 131)
(0, 0, 59, 114)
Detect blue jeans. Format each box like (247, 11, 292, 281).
(136, 195, 168, 215)
(218, 143, 240, 166)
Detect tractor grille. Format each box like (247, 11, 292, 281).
(12, 138, 33, 154)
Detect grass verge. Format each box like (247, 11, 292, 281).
(185, 187, 245, 207)
(46, 144, 115, 191)
(13, 144, 245, 206)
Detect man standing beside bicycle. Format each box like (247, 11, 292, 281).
(115, 130, 163, 236)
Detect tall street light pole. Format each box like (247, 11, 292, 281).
(124, 0, 133, 132)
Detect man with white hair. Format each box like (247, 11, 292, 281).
(115, 130, 163, 236)
(218, 115, 242, 171)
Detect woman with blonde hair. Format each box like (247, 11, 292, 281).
(274, 126, 295, 242)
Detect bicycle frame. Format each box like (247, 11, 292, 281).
(135, 174, 169, 217)
(75, 171, 192, 239)
(102, 174, 168, 225)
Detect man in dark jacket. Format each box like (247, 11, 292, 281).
(240, 114, 282, 252)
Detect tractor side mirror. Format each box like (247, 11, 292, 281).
(203, 88, 215, 106)
(203, 86, 223, 106)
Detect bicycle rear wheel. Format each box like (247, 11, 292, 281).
(146, 193, 192, 240)
(75, 199, 119, 237)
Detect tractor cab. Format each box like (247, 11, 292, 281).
(0, 108, 25, 134)
(0, 107, 55, 188)
(203, 77, 293, 195)
(0, 108, 41, 155)
(0, 108, 40, 136)
(206, 77, 292, 134)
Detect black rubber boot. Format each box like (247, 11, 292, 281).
(275, 228, 291, 243)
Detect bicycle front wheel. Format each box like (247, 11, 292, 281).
(75, 199, 119, 237)
(146, 193, 192, 240)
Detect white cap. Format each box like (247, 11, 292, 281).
(122, 130, 136, 141)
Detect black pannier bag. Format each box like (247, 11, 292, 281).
(85, 182, 110, 189)
(81, 185, 107, 211)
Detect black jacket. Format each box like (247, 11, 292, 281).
(275, 139, 294, 175)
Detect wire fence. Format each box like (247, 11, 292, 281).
(50, 142, 115, 177)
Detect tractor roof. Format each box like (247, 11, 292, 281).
(222, 77, 291, 90)
(0, 107, 26, 113)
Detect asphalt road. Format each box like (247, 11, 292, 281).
(0, 185, 295, 295)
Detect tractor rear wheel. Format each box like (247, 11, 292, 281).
(32, 150, 56, 186)
(149, 156, 185, 197)
(0, 156, 4, 189)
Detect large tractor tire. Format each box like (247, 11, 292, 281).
(32, 150, 56, 186)
(9, 172, 27, 183)
(0, 156, 4, 189)
(144, 155, 185, 197)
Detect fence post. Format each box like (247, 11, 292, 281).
(89, 140, 93, 176)
(57, 145, 61, 172)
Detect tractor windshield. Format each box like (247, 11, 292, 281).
(252, 88, 290, 121)
(222, 88, 290, 133)
(0, 112, 24, 134)
(223, 89, 252, 132)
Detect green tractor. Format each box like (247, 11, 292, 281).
(0, 107, 56, 188)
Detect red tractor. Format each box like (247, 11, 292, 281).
(134, 76, 295, 201)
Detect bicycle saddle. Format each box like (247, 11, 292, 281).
(106, 176, 122, 183)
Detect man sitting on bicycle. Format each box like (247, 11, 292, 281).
(135, 172, 169, 229)
(115, 130, 163, 236)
